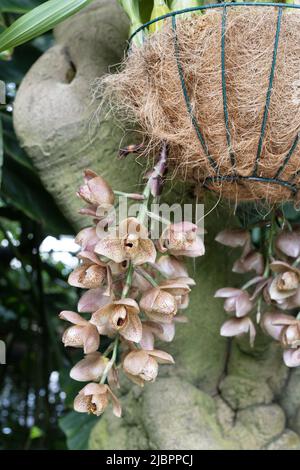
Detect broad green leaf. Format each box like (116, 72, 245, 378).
(149, 0, 170, 34)
(139, 0, 154, 22)
(59, 411, 98, 450)
(118, 0, 144, 46)
(0, 0, 93, 53)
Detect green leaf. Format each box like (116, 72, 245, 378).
(59, 411, 98, 450)
(29, 425, 43, 439)
(0, 0, 93, 53)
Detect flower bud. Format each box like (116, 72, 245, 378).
(140, 287, 177, 323)
(77, 170, 114, 207)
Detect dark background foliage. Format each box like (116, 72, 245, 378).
(0, 1, 79, 450)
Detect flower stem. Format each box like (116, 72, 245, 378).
(122, 262, 134, 298)
(241, 276, 264, 291)
(135, 266, 159, 287)
(114, 190, 145, 200)
(263, 212, 276, 278)
(146, 210, 170, 226)
(100, 336, 119, 385)
(137, 183, 151, 224)
(100, 264, 134, 385)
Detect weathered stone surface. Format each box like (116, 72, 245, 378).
(13, 0, 141, 230)
(219, 375, 274, 410)
(233, 405, 286, 449)
(280, 367, 300, 433)
(90, 377, 238, 450)
(265, 430, 300, 450)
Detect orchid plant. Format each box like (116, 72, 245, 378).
(215, 214, 300, 367)
(59, 148, 204, 418)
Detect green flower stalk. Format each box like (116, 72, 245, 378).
(117, 0, 145, 47)
(149, 0, 170, 34)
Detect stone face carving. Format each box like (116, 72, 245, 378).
(13, 0, 141, 230)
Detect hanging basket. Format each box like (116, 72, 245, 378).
(100, 2, 300, 204)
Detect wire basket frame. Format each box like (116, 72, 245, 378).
(129, 3, 300, 198)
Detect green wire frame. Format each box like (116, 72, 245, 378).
(129, 2, 300, 196)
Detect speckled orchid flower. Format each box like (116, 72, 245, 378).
(68, 251, 109, 290)
(90, 298, 142, 343)
(122, 349, 174, 386)
(268, 261, 300, 301)
(74, 383, 121, 417)
(158, 222, 205, 257)
(59, 311, 99, 354)
(262, 312, 300, 348)
(95, 217, 156, 266)
(70, 352, 108, 382)
(140, 287, 177, 323)
(77, 169, 115, 207)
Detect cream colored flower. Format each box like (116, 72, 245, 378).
(68, 251, 108, 289)
(75, 227, 99, 252)
(275, 287, 300, 310)
(157, 255, 189, 278)
(140, 287, 177, 323)
(78, 287, 112, 313)
(276, 230, 300, 259)
(140, 319, 187, 350)
(90, 298, 142, 343)
(70, 352, 108, 382)
(262, 312, 300, 348)
(214, 288, 253, 317)
(59, 311, 99, 354)
(220, 317, 256, 346)
(283, 348, 300, 367)
(232, 251, 264, 276)
(95, 217, 156, 266)
(74, 383, 121, 417)
(77, 170, 114, 207)
(215, 229, 250, 249)
(123, 349, 174, 386)
(158, 222, 204, 257)
(159, 277, 194, 310)
(269, 261, 300, 301)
